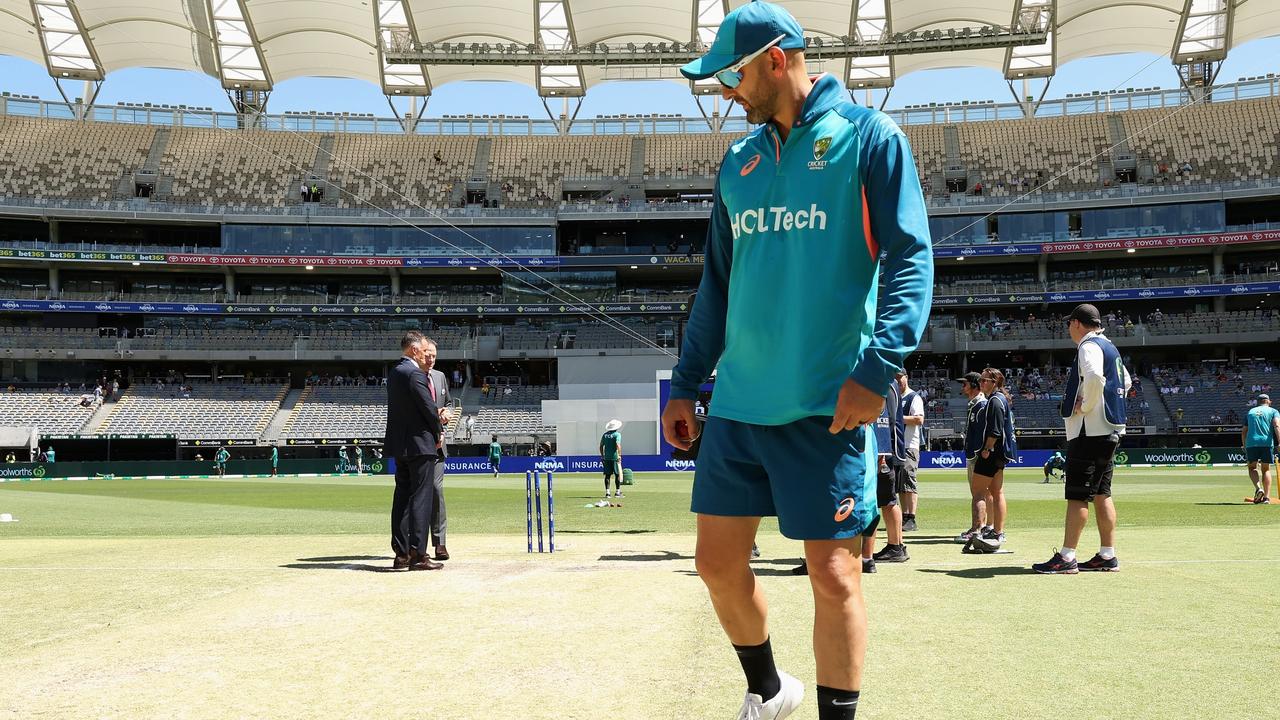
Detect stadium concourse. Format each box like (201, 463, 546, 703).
(1, 0, 1280, 718)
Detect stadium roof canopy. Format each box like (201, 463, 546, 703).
(2, 0, 1277, 102)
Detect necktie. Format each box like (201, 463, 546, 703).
(427, 375, 436, 402)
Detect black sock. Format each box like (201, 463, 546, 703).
(732, 637, 781, 702)
(903, 513, 915, 521)
(817, 686, 860, 720)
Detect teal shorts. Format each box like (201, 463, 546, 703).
(602, 457, 621, 477)
(691, 415, 880, 540)
(1246, 446, 1276, 464)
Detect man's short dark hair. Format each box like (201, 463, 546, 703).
(420, 335, 437, 349)
(400, 330, 425, 351)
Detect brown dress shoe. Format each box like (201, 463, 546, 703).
(434, 546, 450, 561)
(409, 556, 443, 571)
(393, 555, 411, 569)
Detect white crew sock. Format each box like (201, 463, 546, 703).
(1097, 546, 1115, 560)
(1059, 547, 1077, 562)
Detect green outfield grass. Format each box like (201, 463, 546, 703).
(2, 467, 1278, 719)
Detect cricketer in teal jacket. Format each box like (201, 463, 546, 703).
(671, 72, 934, 537)
(672, 73, 933, 420)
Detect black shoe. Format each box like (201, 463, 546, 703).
(862, 558, 876, 574)
(751, 544, 761, 559)
(1263, 497, 1273, 505)
(791, 561, 808, 576)
(872, 544, 909, 563)
(1031, 550, 1079, 575)
(1254, 489, 1266, 504)
(1078, 554, 1119, 572)
(902, 518, 918, 532)
(981, 528, 1006, 544)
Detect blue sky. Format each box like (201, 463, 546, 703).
(1, 36, 1277, 119)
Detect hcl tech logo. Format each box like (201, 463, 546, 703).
(730, 205, 828, 239)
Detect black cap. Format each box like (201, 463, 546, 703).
(957, 371, 982, 387)
(894, 368, 908, 378)
(1066, 303, 1102, 326)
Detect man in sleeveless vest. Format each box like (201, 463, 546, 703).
(1033, 304, 1131, 574)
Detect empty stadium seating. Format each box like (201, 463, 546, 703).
(0, 326, 117, 350)
(0, 116, 151, 202)
(479, 384, 557, 405)
(468, 407, 554, 439)
(331, 134, 478, 210)
(282, 385, 385, 439)
(160, 127, 316, 208)
(3, 90, 1274, 210)
(490, 136, 631, 206)
(99, 382, 285, 439)
(0, 390, 96, 434)
(1145, 309, 1280, 336)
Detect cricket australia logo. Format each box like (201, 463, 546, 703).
(809, 136, 832, 170)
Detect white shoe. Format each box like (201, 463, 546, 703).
(736, 670, 803, 720)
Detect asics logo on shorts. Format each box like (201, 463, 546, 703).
(834, 497, 855, 522)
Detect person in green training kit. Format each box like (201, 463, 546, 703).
(355, 445, 365, 475)
(1243, 394, 1280, 504)
(664, 3, 934, 718)
(270, 443, 279, 477)
(337, 446, 350, 474)
(600, 419, 625, 499)
(488, 435, 502, 478)
(214, 445, 230, 477)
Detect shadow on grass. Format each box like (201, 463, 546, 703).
(296, 555, 386, 562)
(598, 550, 693, 562)
(916, 566, 1033, 579)
(281, 561, 402, 573)
(1193, 502, 1257, 506)
(675, 568, 804, 578)
(558, 529, 655, 535)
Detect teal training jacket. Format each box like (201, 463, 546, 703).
(671, 73, 934, 425)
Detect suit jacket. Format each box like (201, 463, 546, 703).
(428, 368, 452, 458)
(384, 356, 442, 458)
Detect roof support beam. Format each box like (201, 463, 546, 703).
(226, 87, 270, 128)
(539, 95, 582, 134)
(208, 0, 270, 91)
(536, 0, 584, 97)
(847, 0, 894, 90)
(1172, 0, 1231, 64)
(29, 0, 103, 82)
(385, 93, 428, 133)
(1005, 0, 1055, 80)
(51, 77, 101, 120)
(375, 0, 431, 97)
(1006, 75, 1053, 118)
(689, 0, 727, 95)
(1172, 0, 1232, 101)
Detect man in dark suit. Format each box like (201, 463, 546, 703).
(421, 340, 455, 560)
(384, 330, 444, 571)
